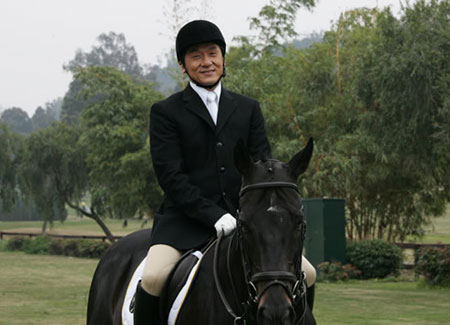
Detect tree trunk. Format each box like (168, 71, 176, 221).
(65, 200, 116, 243)
(41, 220, 48, 234)
(90, 213, 116, 243)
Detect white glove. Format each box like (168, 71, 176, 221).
(214, 213, 236, 236)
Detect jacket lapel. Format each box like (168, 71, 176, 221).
(183, 84, 215, 131)
(216, 89, 237, 135)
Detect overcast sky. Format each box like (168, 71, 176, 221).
(0, 0, 414, 115)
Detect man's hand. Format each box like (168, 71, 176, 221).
(214, 213, 236, 236)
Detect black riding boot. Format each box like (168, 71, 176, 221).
(306, 284, 315, 312)
(133, 282, 160, 325)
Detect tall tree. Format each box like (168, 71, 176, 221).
(19, 122, 116, 241)
(226, 0, 450, 241)
(31, 106, 57, 130)
(0, 124, 24, 211)
(75, 66, 163, 222)
(61, 32, 144, 124)
(237, 0, 316, 54)
(0, 107, 32, 134)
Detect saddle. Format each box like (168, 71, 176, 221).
(160, 239, 216, 325)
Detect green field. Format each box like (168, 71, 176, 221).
(0, 251, 98, 325)
(1, 251, 449, 324)
(0, 216, 147, 237)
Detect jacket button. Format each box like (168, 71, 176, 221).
(220, 166, 225, 173)
(222, 192, 226, 196)
(216, 141, 223, 147)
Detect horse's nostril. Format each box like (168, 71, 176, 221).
(257, 304, 296, 325)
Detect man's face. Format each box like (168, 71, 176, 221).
(181, 43, 224, 88)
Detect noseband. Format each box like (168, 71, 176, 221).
(213, 181, 308, 325)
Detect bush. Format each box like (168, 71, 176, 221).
(318, 261, 362, 282)
(415, 246, 450, 287)
(24, 235, 52, 254)
(346, 240, 402, 279)
(6, 236, 31, 251)
(48, 239, 64, 255)
(4, 236, 111, 258)
(79, 239, 111, 258)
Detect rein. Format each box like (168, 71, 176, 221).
(213, 180, 308, 324)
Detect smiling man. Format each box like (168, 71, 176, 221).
(133, 20, 314, 325)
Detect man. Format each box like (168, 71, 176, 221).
(134, 20, 315, 324)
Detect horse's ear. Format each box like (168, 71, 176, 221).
(234, 139, 254, 176)
(288, 137, 314, 179)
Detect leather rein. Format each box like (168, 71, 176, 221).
(213, 181, 308, 325)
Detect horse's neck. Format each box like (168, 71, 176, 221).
(223, 234, 248, 303)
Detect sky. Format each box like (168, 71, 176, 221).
(0, 0, 414, 116)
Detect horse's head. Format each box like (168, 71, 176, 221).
(234, 138, 314, 325)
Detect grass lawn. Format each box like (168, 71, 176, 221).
(0, 251, 98, 325)
(315, 279, 450, 324)
(1, 251, 449, 324)
(0, 216, 147, 237)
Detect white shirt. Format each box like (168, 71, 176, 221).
(190, 81, 222, 125)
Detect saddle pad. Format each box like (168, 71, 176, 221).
(121, 257, 147, 325)
(120, 252, 204, 325)
(167, 251, 204, 325)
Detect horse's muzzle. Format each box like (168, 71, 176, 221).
(256, 285, 296, 325)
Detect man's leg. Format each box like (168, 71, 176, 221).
(302, 256, 316, 311)
(134, 244, 182, 325)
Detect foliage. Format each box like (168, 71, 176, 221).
(19, 122, 83, 224)
(61, 32, 146, 124)
(415, 246, 450, 287)
(244, 0, 316, 53)
(0, 107, 32, 134)
(23, 235, 52, 254)
(0, 124, 24, 211)
(64, 32, 142, 76)
(317, 261, 361, 282)
(4, 235, 111, 258)
(75, 66, 164, 220)
(346, 240, 402, 279)
(227, 0, 450, 241)
(5, 236, 31, 251)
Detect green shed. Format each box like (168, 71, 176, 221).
(303, 198, 346, 268)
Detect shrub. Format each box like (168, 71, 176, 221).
(318, 261, 362, 282)
(24, 235, 52, 254)
(415, 246, 450, 287)
(346, 240, 402, 279)
(62, 239, 81, 257)
(48, 239, 64, 255)
(78, 239, 110, 258)
(5, 236, 111, 258)
(6, 236, 31, 251)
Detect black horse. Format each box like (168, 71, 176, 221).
(87, 138, 315, 325)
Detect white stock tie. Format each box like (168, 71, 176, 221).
(206, 91, 218, 125)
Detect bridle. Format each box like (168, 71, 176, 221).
(213, 180, 308, 325)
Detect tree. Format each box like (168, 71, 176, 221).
(237, 0, 316, 54)
(75, 66, 163, 223)
(19, 122, 116, 241)
(226, 0, 450, 241)
(0, 107, 32, 134)
(64, 32, 142, 77)
(61, 32, 145, 124)
(31, 106, 57, 130)
(0, 124, 24, 211)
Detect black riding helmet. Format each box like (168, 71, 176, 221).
(176, 20, 226, 64)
